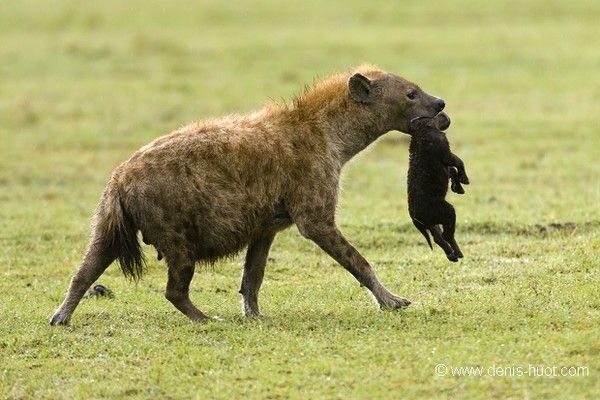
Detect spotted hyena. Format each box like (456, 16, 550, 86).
(50, 65, 446, 324)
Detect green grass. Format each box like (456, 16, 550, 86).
(1, 0, 599, 398)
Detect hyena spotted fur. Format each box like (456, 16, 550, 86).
(51, 65, 446, 324)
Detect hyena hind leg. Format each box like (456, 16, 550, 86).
(164, 259, 209, 322)
(50, 237, 118, 325)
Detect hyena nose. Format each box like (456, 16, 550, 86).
(435, 98, 446, 112)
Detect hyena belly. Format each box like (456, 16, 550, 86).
(122, 163, 283, 264)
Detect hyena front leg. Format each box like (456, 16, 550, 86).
(295, 216, 410, 310)
(239, 231, 276, 317)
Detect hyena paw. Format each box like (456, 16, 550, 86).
(244, 309, 264, 318)
(378, 294, 411, 310)
(243, 302, 264, 318)
(49, 311, 70, 326)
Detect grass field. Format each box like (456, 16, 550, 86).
(1, 0, 599, 398)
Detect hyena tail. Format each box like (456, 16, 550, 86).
(50, 181, 146, 325)
(101, 185, 147, 281)
(413, 220, 433, 250)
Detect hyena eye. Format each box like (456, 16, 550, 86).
(406, 91, 417, 100)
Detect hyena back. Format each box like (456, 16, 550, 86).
(51, 65, 446, 324)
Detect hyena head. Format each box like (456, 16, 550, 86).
(348, 70, 446, 134)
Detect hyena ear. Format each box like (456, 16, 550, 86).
(348, 73, 376, 104)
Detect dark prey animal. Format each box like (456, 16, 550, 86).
(50, 65, 448, 325)
(407, 112, 469, 262)
(83, 284, 114, 299)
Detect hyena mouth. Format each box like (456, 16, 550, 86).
(410, 109, 444, 124)
(410, 115, 433, 124)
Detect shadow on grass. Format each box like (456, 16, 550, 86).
(350, 220, 600, 237)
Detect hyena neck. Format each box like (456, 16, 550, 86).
(321, 105, 390, 165)
(285, 71, 392, 165)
